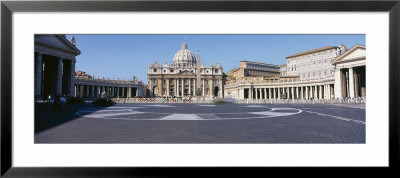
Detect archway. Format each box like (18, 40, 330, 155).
(214, 86, 219, 97)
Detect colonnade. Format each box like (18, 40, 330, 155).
(73, 84, 140, 98)
(35, 52, 76, 100)
(334, 66, 366, 99)
(233, 84, 334, 100)
(149, 78, 223, 98)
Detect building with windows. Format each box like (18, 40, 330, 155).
(147, 40, 224, 98)
(286, 44, 346, 80)
(224, 44, 365, 100)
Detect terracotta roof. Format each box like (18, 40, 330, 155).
(286, 46, 338, 58)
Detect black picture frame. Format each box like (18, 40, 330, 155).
(1, 0, 399, 177)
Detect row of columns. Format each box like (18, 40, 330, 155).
(334, 66, 366, 99)
(74, 84, 139, 98)
(236, 84, 334, 100)
(151, 78, 223, 97)
(35, 52, 75, 99)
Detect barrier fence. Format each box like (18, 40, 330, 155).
(112, 97, 366, 104)
(112, 97, 215, 104)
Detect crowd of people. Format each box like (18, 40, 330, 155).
(43, 94, 366, 106)
(46, 94, 67, 110)
(112, 96, 366, 104)
(235, 97, 366, 104)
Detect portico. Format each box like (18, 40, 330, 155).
(35, 35, 80, 100)
(333, 45, 366, 99)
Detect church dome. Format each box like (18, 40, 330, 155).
(172, 40, 196, 66)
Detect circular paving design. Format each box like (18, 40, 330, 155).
(75, 104, 302, 121)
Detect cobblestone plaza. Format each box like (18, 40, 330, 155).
(35, 103, 365, 143)
(34, 35, 366, 143)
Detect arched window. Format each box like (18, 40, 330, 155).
(153, 68, 157, 72)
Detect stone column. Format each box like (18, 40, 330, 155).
(202, 79, 205, 96)
(349, 67, 355, 98)
(264, 88, 267, 99)
(85, 85, 89, 97)
(297, 87, 300, 99)
(69, 59, 76, 97)
(117, 87, 120, 98)
(166, 79, 170, 96)
(334, 69, 342, 99)
(181, 78, 184, 97)
(158, 79, 163, 97)
(56, 57, 63, 95)
(269, 88, 272, 99)
(174, 79, 179, 96)
(188, 79, 191, 96)
(122, 87, 125, 97)
(96, 86, 100, 98)
(74, 85, 77, 97)
(291, 87, 294, 100)
(301, 87, 304, 99)
(315, 86, 318, 99)
(278, 88, 281, 99)
(319, 85, 322, 99)
(111, 87, 114, 97)
(106, 86, 109, 96)
(79, 85, 83, 98)
(354, 70, 359, 97)
(177, 78, 180, 96)
(193, 79, 196, 96)
(306, 86, 309, 99)
(328, 84, 331, 99)
(91, 85, 95, 98)
(249, 87, 253, 99)
(209, 79, 214, 97)
(256, 88, 259, 99)
(35, 53, 43, 99)
(219, 80, 223, 98)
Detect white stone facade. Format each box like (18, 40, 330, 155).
(224, 44, 365, 101)
(147, 40, 224, 98)
(286, 44, 346, 81)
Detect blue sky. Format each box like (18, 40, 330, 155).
(67, 34, 365, 83)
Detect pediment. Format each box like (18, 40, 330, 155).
(35, 35, 80, 54)
(333, 45, 365, 64)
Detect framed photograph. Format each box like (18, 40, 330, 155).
(2, 0, 399, 177)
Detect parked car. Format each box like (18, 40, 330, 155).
(93, 97, 115, 106)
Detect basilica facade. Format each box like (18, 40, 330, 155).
(147, 40, 224, 98)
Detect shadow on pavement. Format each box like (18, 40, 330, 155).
(34, 102, 111, 134)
